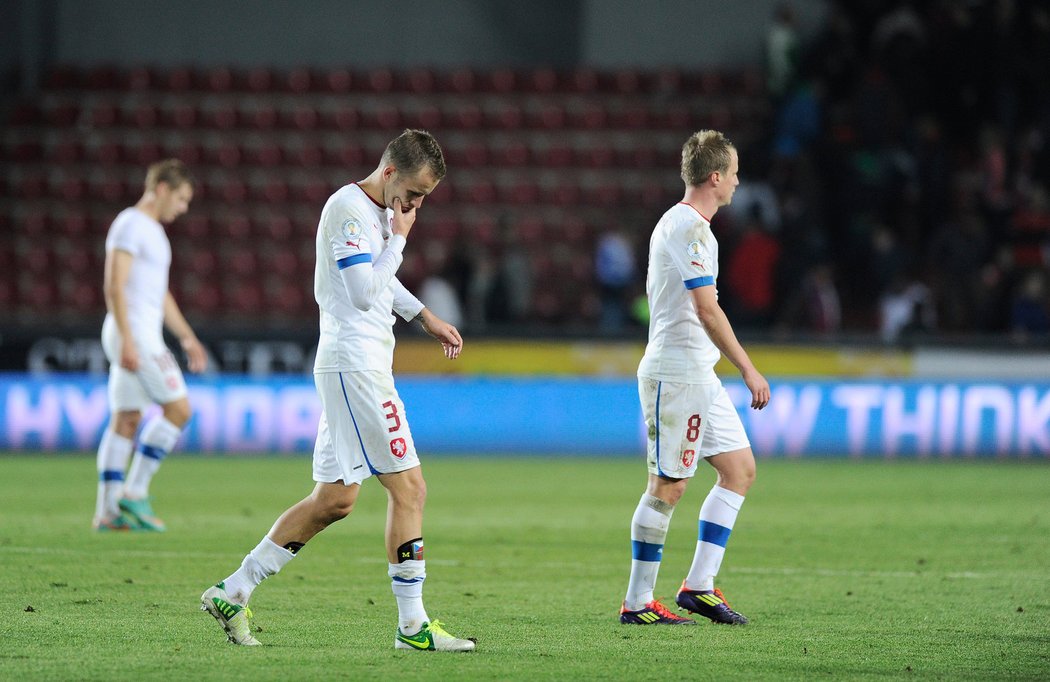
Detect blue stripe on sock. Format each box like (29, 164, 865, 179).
(631, 540, 664, 562)
(698, 521, 732, 547)
(138, 444, 166, 460)
(392, 576, 424, 584)
(100, 470, 124, 482)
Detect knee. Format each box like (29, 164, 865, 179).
(321, 496, 355, 524)
(391, 477, 427, 514)
(163, 400, 192, 427)
(114, 412, 141, 438)
(722, 461, 756, 494)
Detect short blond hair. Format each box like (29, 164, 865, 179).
(382, 129, 446, 180)
(680, 130, 734, 187)
(144, 159, 194, 191)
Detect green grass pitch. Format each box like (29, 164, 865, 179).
(1, 454, 1048, 681)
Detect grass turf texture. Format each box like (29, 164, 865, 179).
(1, 455, 1048, 681)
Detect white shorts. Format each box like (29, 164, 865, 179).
(102, 317, 188, 412)
(639, 377, 750, 479)
(312, 370, 420, 486)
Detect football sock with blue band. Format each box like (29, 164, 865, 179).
(624, 493, 675, 611)
(684, 485, 744, 592)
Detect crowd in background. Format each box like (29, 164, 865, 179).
(697, 0, 1050, 343)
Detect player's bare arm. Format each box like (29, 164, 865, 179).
(163, 292, 207, 373)
(103, 248, 139, 371)
(690, 285, 770, 409)
(417, 308, 463, 360)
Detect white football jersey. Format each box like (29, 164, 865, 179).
(313, 183, 423, 373)
(637, 202, 722, 383)
(103, 207, 171, 337)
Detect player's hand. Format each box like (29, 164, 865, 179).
(390, 197, 417, 239)
(742, 368, 770, 410)
(181, 335, 208, 373)
(419, 309, 463, 360)
(120, 340, 139, 372)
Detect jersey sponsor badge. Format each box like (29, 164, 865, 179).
(341, 218, 363, 248)
(687, 240, 711, 272)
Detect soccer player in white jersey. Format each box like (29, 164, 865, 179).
(93, 159, 207, 532)
(619, 130, 771, 626)
(201, 130, 475, 652)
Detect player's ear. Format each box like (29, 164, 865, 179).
(382, 165, 398, 181)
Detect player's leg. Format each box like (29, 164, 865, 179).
(119, 345, 190, 530)
(201, 371, 371, 646)
(207, 480, 360, 613)
(621, 379, 714, 625)
(379, 466, 475, 652)
(95, 330, 151, 531)
(93, 409, 140, 530)
(120, 396, 189, 530)
(676, 386, 754, 624)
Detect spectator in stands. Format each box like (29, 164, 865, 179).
(594, 228, 637, 331)
(93, 160, 207, 533)
(879, 272, 936, 344)
(765, 3, 801, 103)
(1010, 270, 1050, 338)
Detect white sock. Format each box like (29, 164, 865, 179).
(389, 560, 428, 635)
(223, 537, 295, 605)
(95, 430, 134, 520)
(624, 493, 675, 611)
(684, 486, 745, 592)
(124, 417, 182, 499)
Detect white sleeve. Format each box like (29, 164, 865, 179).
(391, 277, 425, 321)
(105, 214, 139, 255)
(339, 234, 407, 311)
(669, 220, 716, 291)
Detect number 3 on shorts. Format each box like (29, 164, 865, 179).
(382, 400, 401, 433)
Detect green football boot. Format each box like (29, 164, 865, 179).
(395, 620, 475, 652)
(118, 496, 166, 532)
(200, 582, 260, 646)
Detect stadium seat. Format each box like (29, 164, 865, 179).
(246, 67, 276, 93)
(366, 68, 395, 93)
(447, 68, 478, 94)
(488, 68, 517, 93)
(324, 69, 354, 93)
(224, 280, 263, 313)
(406, 68, 436, 94)
(20, 209, 50, 238)
(286, 105, 320, 131)
(128, 102, 160, 129)
(285, 67, 313, 93)
(328, 106, 361, 131)
(166, 66, 195, 92)
(167, 102, 199, 129)
(85, 65, 120, 90)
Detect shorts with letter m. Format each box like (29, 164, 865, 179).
(638, 377, 750, 479)
(312, 370, 420, 486)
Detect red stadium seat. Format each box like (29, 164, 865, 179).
(324, 69, 354, 93)
(285, 67, 313, 93)
(448, 68, 478, 94)
(406, 68, 436, 94)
